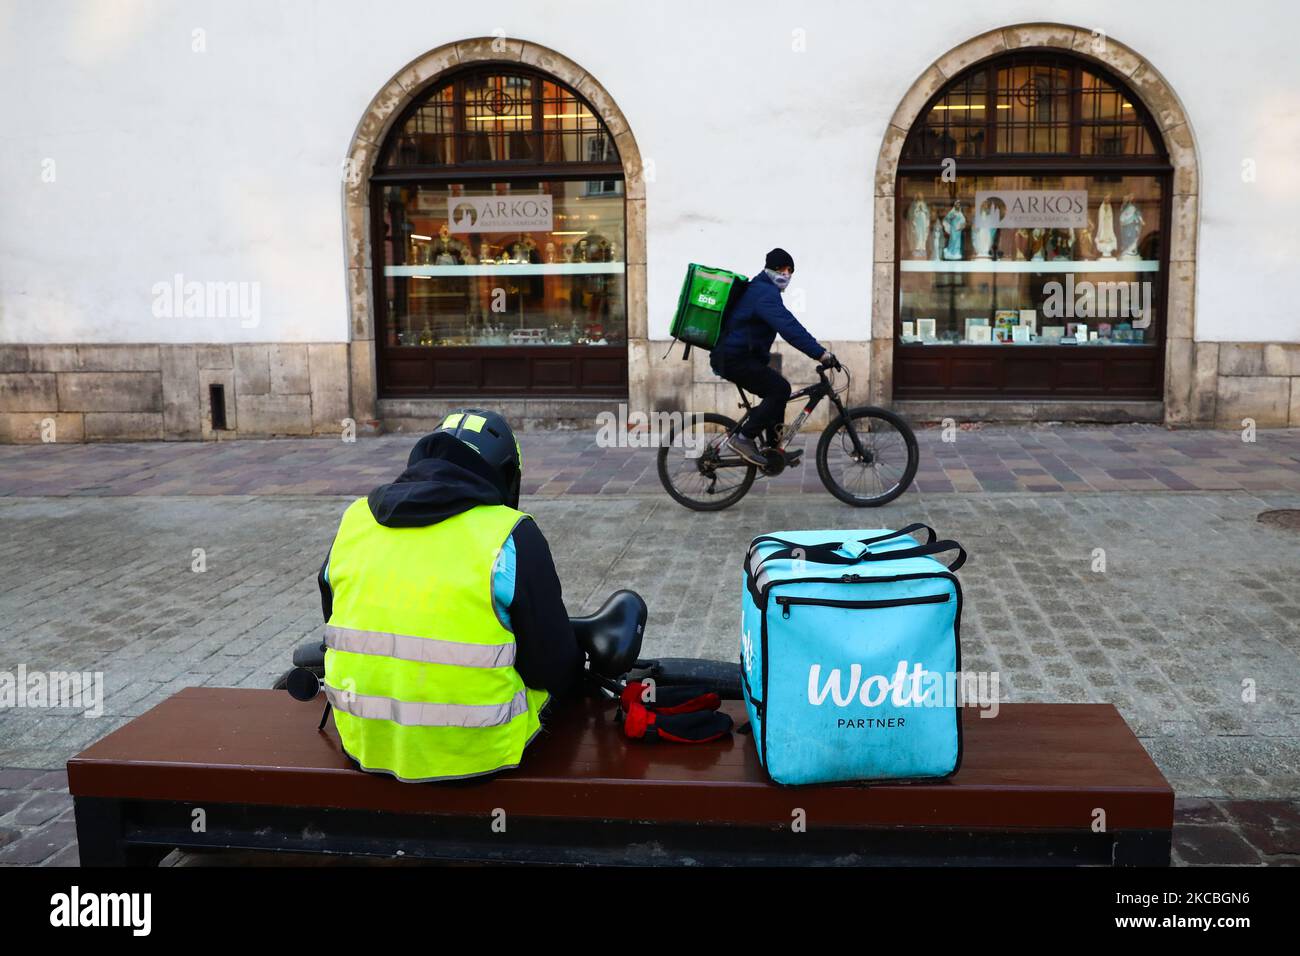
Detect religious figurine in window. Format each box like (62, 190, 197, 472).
(1095, 195, 1118, 259)
(908, 194, 931, 259)
(929, 217, 944, 262)
(971, 196, 1005, 261)
(432, 224, 463, 265)
(1119, 194, 1144, 260)
(941, 200, 966, 260)
(1077, 217, 1097, 260)
(1047, 228, 1075, 261)
(1029, 228, 1047, 261)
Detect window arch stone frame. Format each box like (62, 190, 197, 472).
(871, 23, 1200, 422)
(341, 38, 648, 424)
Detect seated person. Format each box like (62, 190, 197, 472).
(316, 410, 581, 782)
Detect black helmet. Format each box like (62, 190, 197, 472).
(433, 408, 522, 508)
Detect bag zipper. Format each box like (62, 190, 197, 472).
(775, 592, 950, 619)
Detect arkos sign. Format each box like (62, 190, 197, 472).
(973, 189, 1089, 229)
(447, 194, 554, 233)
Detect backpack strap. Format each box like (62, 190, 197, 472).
(750, 532, 966, 578)
(747, 523, 936, 566)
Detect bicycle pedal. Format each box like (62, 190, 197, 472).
(782, 449, 803, 467)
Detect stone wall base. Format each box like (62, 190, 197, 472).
(2, 340, 1297, 442)
(379, 397, 621, 432)
(0, 344, 358, 443)
(893, 400, 1165, 424)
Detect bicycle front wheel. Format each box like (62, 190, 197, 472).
(815, 406, 919, 507)
(657, 412, 756, 511)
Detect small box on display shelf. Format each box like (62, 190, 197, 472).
(994, 310, 1019, 343)
(964, 317, 989, 342)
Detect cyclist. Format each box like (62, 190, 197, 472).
(710, 248, 838, 465)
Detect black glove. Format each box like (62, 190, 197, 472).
(820, 351, 841, 370)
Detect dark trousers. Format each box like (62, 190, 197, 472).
(711, 354, 791, 439)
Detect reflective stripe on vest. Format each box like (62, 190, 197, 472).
(325, 683, 529, 728)
(325, 624, 516, 668)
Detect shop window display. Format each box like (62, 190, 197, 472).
(897, 173, 1162, 347)
(894, 52, 1170, 400)
(371, 66, 628, 396)
(381, 180, 625, 348)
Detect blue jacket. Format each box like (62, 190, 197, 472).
(713, 270, 825, 363)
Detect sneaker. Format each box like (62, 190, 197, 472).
(725, 432, 767, 466)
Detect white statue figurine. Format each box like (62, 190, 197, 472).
(971, 197, 1004, 261)
(908, 194, 930, 259)
(1119, 195, 1144, 260)
(1095, 195, 1118, 259)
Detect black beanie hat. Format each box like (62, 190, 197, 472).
(765, 248, 795, 272)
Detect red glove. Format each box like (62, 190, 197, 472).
(619, 682, 733, 744)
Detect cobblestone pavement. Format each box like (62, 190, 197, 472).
(2, 424, 1299, 498)
(1, 488, 1299, 865)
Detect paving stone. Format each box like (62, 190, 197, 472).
(0, 791, 28, 816)
(0, 820, 77, 865)
(11, 791, 72, 826)
(1174, 798, 1228, 825)
(0, 770, 43, 789)
(1173, 825, 1263, 865)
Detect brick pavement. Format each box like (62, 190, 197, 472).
(1, 489, 1299, 865)
(2, 424, 1299, 498)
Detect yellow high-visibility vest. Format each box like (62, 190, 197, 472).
(322, 498, 549, 782)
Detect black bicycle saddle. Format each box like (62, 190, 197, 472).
(571, 589, 646, 678)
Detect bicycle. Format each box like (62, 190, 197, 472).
(656, 360, 919, 511)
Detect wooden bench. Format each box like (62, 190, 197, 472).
(68, 688, 1173, 866)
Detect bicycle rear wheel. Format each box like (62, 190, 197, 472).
(657, 412, 756, 511)
(815, 406, 919, 507)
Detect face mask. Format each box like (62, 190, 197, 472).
(766, 268, 792, 290)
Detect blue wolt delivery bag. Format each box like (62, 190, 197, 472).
(740, 524, 966, 785)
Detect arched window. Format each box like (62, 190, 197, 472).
(372, 66, 627, 398)
(894, 52, 1171, 401)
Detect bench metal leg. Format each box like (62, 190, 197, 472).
(73, 797, 129, 866)
(73, 797, 173, 867)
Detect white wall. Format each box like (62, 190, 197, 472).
(1, 0, 1297, 346)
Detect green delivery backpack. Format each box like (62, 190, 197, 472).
(668, 264, 749, 360)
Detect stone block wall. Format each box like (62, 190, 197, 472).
(1197, 343, 1300, 428)
(0, 344, 353, 443)
(2, 339, 1299, 442)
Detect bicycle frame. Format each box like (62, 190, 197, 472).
(732, 365, 870, 460)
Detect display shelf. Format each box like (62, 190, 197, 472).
(900, 259, 1158, 274)
(385, 263, 626, 277)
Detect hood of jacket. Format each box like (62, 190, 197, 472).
(366, 432, 508, 528)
